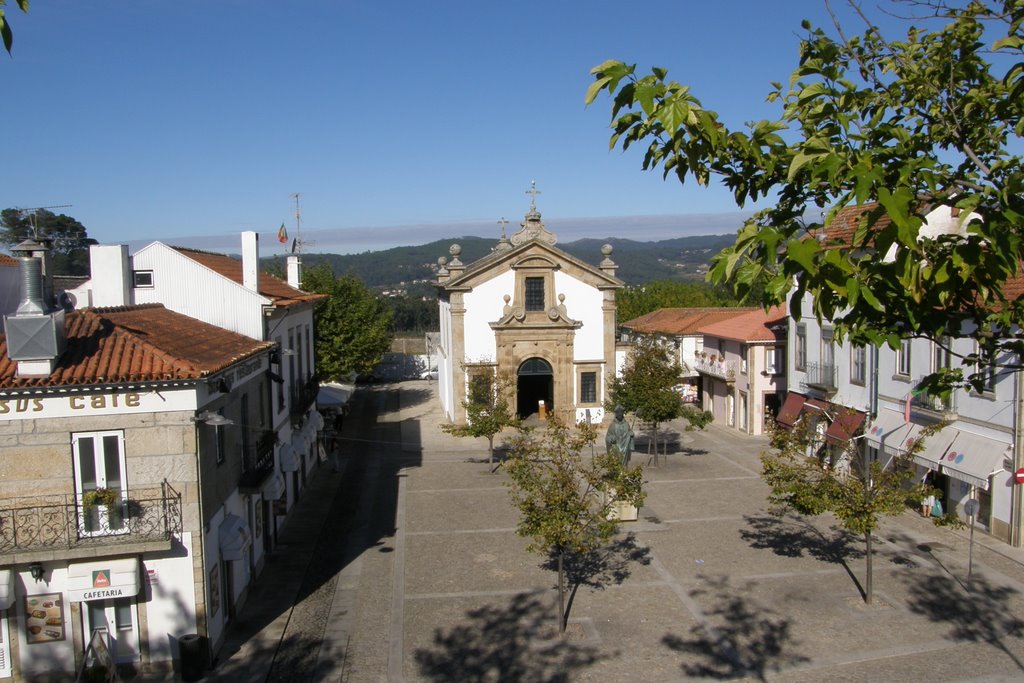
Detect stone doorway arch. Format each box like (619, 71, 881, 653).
(517, 357, 553, 418)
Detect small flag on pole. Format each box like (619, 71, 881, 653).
(277, 223, 288, 244)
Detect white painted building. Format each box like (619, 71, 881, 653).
(782, 203, 1023, 544)
(0, 243, 282, 679)
(436, 204, 623, 424)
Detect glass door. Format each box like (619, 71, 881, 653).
(73, 432, 127, 536)
(85, 598, 139, 664)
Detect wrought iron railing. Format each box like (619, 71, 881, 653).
(289, 376, 319, 421)
(694, 357, 736, 382)
(803, 362, 838, 391)
(911, 378, 959, 415)
(239, 430, 277, 490)
(0, 481, 182, 554)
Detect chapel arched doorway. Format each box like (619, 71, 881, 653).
(517, 357, 553, 418)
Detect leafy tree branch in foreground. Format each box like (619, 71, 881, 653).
(587, 0, 1024, 391)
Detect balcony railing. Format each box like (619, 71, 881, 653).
(911, 378, 959, 416)
(290, 376, 319, 422)
(0, 481, 182, 556)
(239, 430, 277, 491)
(694, 357, 736, 382)
(803, 362, 838, 391)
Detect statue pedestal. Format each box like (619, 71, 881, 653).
(604, 489, 638, 522)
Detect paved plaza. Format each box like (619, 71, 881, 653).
(198, 381, 1024, 682)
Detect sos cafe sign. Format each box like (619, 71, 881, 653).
(0, 389, 194, 420)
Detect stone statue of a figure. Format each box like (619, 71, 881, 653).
(605, 405, 635, 466)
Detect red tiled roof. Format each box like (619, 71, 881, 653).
(0, 304, 273, 389)
(172, 247, 326, 307)
(696, 305, 787, 342)
(622, 307, 758, 335)
(0, 254, 17, 267)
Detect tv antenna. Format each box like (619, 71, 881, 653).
(289, 193, 315, 254)
(14, 204, 73, 240)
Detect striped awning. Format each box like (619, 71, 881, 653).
(941, 431, 1010, 490)
(911, 425, 958, 470)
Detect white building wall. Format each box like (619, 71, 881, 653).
(553, 271, 603, 361)
(143, 533, 199, 661)
(132, 244, 267, 340)
(461, 271, 514, 362)
(438, 299, 454, 421)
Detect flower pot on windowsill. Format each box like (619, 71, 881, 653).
(82, 488, 124, 529)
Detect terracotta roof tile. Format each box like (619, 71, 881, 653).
(172, 247, 326, 307)
(696, 305, 788, 343)
(621, 307, 758, 335)
(0, 254, 17, 267)
(0, 304, 273, 389)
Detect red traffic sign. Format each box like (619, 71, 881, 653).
(1015, 467, 1024, 484)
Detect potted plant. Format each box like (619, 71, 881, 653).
(82, 488, 124, 530)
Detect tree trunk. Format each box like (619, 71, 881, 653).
(865, 531, 873, 605)
(488, 436, 494, 469)
(558, 550, 566, 634)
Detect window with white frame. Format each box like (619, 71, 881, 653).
(795, 324, 807, 371)
(73, 431, 127, 535)
(976, 341, 997, 394)
(740, 345, 748, 374)
(933, 337, 952, 372)
(765, 346, 783, 375)
(821, 327, 835, 368)
(851, 345, 867, 385)
(897, 338, 912, 377)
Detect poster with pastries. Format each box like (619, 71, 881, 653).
(25, 593, 65, 643)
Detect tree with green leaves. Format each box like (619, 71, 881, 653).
(505, 416, 645, 634)
(762, 413, 939, 604)
(1, 208, 97, 276)
(587, 0, 1024, 392)
(441, 370, 519, 469)
(0, 0, 28, 56)
(616, 279, 726, 323)
(302, 263, 394, 381)
(608, 336, 711, 464)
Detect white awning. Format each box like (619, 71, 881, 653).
(279, 443, 298, 473)
(865, 410, 921, 455)
(218, 514, 251, 562)
(912, 424, 958, 470)
(262, 470, 286, 501)
(309, 409, 324, 431)
(940, 431, 1010, 491)
(317, 383, 354, 409)
(67, 557, 140, 602)
(0, 568, 14, 609)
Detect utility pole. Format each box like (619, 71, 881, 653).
(14, 204, 73, 239)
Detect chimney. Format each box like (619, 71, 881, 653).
(286, 255, 302, 289)
(89, 244, 131, 307)
(3, 240, 67, 377)
(242, 231, 260, 292)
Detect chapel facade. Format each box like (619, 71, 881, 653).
(436, 197, 623, 425)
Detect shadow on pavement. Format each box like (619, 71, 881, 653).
(413, 591, 607, 682)
(905, 571, 1024, 672)
(542, 533, 652, 626)
(662, 575, 809, 681)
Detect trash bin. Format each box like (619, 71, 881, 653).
(179, 633, 208, 682)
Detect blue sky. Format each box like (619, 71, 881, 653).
(5, 1, 901, 254)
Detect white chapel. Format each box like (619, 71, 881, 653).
(436, 191, 624, 425)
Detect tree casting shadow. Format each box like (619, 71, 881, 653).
(662, 575, 808, 681)
(906, 571, 1024, 672)
(414, 591, 606, 682)
(541, 533, 652, 624)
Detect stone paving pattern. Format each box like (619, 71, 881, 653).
(185, 381, 1024, 682)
